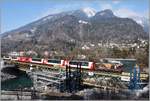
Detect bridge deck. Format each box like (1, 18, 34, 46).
(4, 60, 149, 80)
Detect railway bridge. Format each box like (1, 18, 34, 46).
(2, 59, 149, 92)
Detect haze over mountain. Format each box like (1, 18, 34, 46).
(131, 16, 149, 33)
(1, 8, 148, 54)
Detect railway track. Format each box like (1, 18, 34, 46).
(4, 60, 149, 81)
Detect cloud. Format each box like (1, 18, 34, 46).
(143, 10, 149, 19)
(34, 9, 62, 21)
(41, 9, 62, 17)
(35, 3, 85, 20)
(101, 4, 113, 10)
(112, 0, 121, 4)
(114, 8, 141, 18)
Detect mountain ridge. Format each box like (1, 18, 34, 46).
(1, 8, 148, 54)
(2, 8, 148, 35)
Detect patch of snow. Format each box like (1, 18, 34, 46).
(98, 43, 102, 46)
(82, 7, 96, 17)
(100, 12, 105, 16)
(30, 27, 37, 33)
(78, 55, 86, 59)
(70, 39, 75, 42)
(8, 35, 12, 38)
(90, 44, 95, 47)
(42, 16, 53, 21)
(43, 18, 47, 21)
(26, 34, 29, 38)
(82, 45, 90, 50)
(129, 16, 149, 28)
(78, 20, 88, 24)
(135, 20, 144, 27)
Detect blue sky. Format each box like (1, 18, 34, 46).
(1, 0, 149, 33)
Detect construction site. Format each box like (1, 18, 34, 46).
(1, 57, 149, 100)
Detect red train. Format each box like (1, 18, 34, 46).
(3, 56, 123, 72)
(4, 56, 95, 70)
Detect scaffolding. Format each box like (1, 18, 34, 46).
(65, 63, 82, 93)
(129, 65, 141, 90)
(30, 63, 83, 93)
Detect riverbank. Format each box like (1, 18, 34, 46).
(1, 72, 16, 82)
(1, 65, 21, 82)
(1, 64, 33, 90)
(1, 73, 33, 90)
(1, 90, 32, 100)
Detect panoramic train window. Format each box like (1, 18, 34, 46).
(48, 59, 61, 63)
(70, 61, 89, 66)
(81, 62, 89, 66)
(32, 58, 41, 61)
(69, 61, 78, 65)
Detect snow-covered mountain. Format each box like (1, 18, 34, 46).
(1, 8, 148, 54)
(81, 7, 96, 17)
(95, 9, 116, 18)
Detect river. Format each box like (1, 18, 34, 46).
(1, 71, 33, 90)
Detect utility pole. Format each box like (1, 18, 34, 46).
(30, 64, 37, 99)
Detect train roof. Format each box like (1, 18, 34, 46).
(69, 60, 90, 62)
(104, 58, 136, 61)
